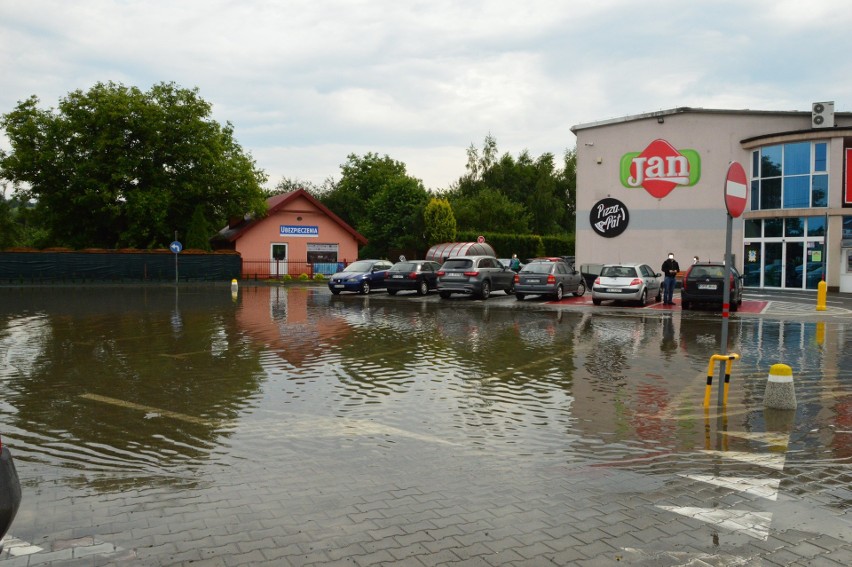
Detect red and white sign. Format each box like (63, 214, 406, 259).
(845, 149, 852, 205)
(724, 161, 748, 218)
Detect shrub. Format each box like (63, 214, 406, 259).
(312, 273, 325, 281)
(298, 273, 310, 281)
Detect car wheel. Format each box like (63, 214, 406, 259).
(417, 280, 428, 296)
(387, 289, 398, 296)
(730, 301, 739, 312)
(479, 280, 491, 300)
(516, 293, 524, 301)
(506, 281, 515, 295)
(330, 289, 341, 295)
(638, 289, 647, 306)
(592, 297, 602, 306)
(655, 290, 661, 302)
(573, 280, 586, 297)
(439, 291, 451, 299)
(554, 285, 563, 301)
(360, 281, 370, 295)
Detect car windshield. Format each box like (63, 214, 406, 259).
(601, 266, 637, 278)
(442, 259, 473, 270)
(343, 261, 374, 272)
(521, 263, 553, 274)
(391, 262, 416, 272)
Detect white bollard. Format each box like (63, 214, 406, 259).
(763, 364, 796, 410)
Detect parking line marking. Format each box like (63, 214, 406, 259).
(79, 393, 218, 426)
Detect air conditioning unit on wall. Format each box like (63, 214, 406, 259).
(812, 101, 835, 128)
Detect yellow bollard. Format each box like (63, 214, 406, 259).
(703, 353, 740, 408)
(816, 280, 827, 311)
(816, 321, 825, 346)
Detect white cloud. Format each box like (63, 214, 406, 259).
(3, 0, 852, 190)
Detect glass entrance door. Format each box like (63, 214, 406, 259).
(764, 242, 782, 287)
(785, 241, 805, 289)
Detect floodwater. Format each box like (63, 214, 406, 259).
(1, 285, 850, 564)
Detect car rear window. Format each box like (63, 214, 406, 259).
(391, 262, 416, 272)
(601, 266, 637, 278)
(442, 259, 473, 270)
(522, 263, 552, 274)
(691, 266, 726, 278)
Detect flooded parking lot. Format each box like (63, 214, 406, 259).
(1, 285, 850, 565)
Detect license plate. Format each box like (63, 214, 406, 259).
(392, 275, 403, 279)
(606, 288, 620, 293)
(526, 278, 540, 284)
(334, 284, 344, 288)
(698, 284, 717, 290)
(446, 273, 463, 278)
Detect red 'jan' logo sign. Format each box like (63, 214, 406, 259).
(620, 139, 701, 199)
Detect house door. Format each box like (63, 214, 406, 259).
(270, 244, 288, 277)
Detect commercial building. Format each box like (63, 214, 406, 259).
(571, 104, 852, 293)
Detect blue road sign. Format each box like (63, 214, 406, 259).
(170, 241, 183, 254)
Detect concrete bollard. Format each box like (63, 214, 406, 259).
(763, 363, 796, 410)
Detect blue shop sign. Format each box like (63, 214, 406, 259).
(280, 225, 319, 237)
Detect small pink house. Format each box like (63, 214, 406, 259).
(216, 189, 367, 278)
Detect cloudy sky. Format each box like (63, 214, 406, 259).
(2, 0, 852, 191)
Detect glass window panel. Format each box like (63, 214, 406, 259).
(764, 242, 783, 287)
(814, 142, 827, 172)
(812, 174, 828, 207)
(806, 242, 824, 290)
(784, 142, 810, 175)
(785, 217, 805, 237)
(807, 216, 825, 236)
(783, 176, 810, 208)
(761, 145, 782, 177)
(761, 177, 781, 210)
(751, 180, 760, 210)
(764, 218, 783, 237)
(752, 150, 760, 177)
(743, 243, 761, 286)
(744, 219, 761, 238)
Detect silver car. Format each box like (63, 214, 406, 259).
(591, 263, 662, 306)
(437, 255, 515, 300)
(515, 260, 585, 301)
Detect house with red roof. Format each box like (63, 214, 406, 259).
(215, 189, 367, 278)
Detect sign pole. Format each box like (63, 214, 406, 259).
(719, 213, 733, 408)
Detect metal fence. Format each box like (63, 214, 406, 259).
(240, 259, 349, 280)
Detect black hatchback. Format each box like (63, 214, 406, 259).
(680, 262, 744, 311)
(385, 260, 442, 296)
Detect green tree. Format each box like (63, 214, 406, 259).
(0, 195, 19, 249)
(0, 81, 268, 249)
(185, 204, 213, 250)
(451, 187, 530, 233)
(423, 197, 457, 245)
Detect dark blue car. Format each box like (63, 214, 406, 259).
(328, 259, 393, 295)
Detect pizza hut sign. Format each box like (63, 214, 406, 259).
(620, 139, 701, 199)
(590, 198, 629, 238)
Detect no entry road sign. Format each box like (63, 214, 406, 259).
(725, 161, 748, 218)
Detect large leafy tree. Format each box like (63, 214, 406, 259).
(423, 197, 457, 245)
(319, 153, 428, 257)
(0, 81, 268, 249)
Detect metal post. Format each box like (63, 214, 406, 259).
(719, 213, 733, 408)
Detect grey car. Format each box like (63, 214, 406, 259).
(515, 260, 585, 301)
(437, 255, 515, 299)
(591, 263, 663, 306)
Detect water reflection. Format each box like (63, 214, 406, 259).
(0, 285, 850, 495)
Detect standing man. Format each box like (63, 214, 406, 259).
(661, 252, 680, 305)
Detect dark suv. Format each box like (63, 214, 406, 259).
(437, 255, 515, 299)
(680, 262, 744, 311)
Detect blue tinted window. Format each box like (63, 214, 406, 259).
(760, 178, 781, 210)
(752, 151, 760, 177)
(784, 142, 810, 175)
(761, 146, 782, 177)
(812, 174, 828, 207)
(814, 143, 827, 172)
(785, 217, 805, 237)
(808, 216, 825, 236)
(783, 176, 809, 208)
(764, 218, 783, 237)
(744, 219, 761, 238)
(751, 180, 760, 210)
